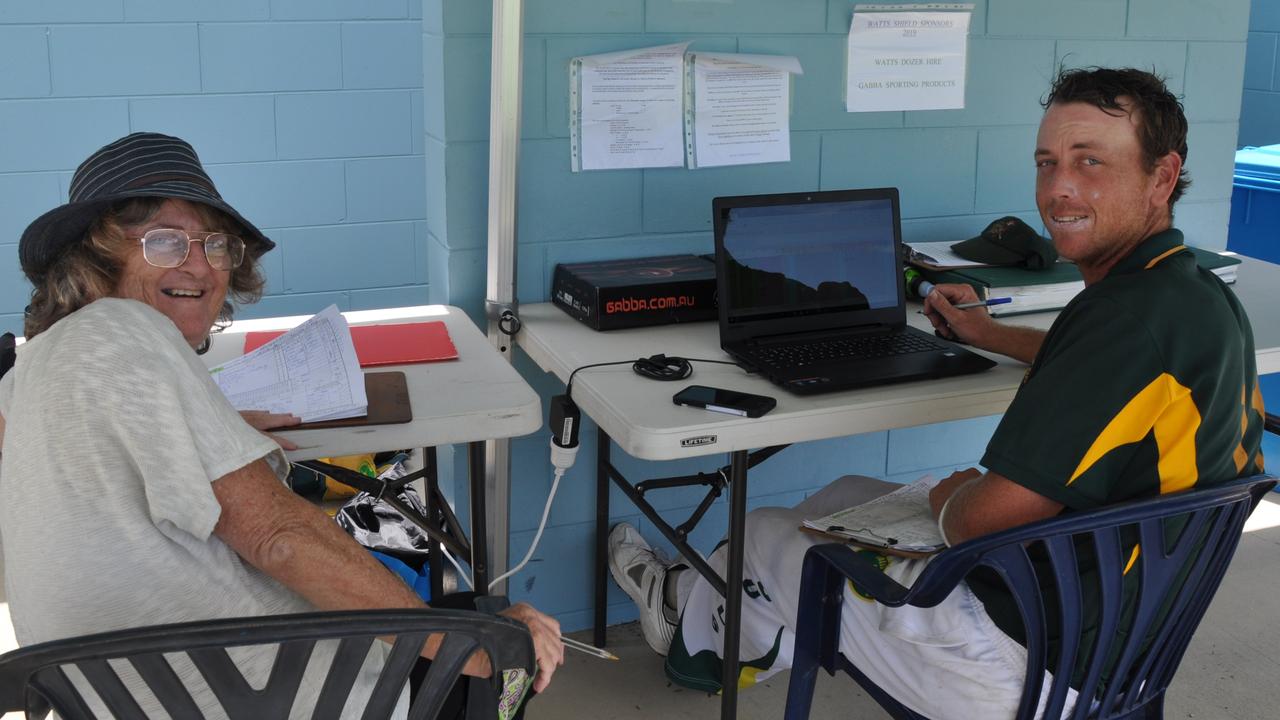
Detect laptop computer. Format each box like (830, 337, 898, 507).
(713, 188, 996, 395)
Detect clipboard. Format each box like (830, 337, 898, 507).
(799, 526, 940, 559)
(293, 371, 413, 429)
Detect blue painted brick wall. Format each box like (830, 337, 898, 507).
(0, 5, 427, 337)
(426, 0, 1254, 631)
(50, 24, 202, 96)
(200, 23, 344, 92)
(1241, 0, 1280, 146)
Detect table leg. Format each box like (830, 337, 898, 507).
(594, 426, 612, 647)
(720, 450, 749, 720)
(423, 447, 445, 601)
(469, 440, 489, 592)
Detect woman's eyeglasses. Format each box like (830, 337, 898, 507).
(135, 228, 246, 271)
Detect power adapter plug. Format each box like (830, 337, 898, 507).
(549, 393, 580, 448)
(548, 394, 581, 472)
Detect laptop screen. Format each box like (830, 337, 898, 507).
(718, 195, 899, 325)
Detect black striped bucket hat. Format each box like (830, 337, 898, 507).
(18, 132, 273, 282)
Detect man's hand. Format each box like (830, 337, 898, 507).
(929, 469, 1064, 545)
(921, 284, 994, 346)
(239, 410, 301, 451)
(921, 283, 1046, 364)
(499, 602, 564, 693)
(929, 467, 982, 518)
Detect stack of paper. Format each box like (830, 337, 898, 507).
(913, 261, 1084, 317)
(1187, 246, 1242, 284)
(904, 241, 995, 270)
(913, 245, 1242, 317)
(802, 475, 945, 554)
(209, 305, 368, 423)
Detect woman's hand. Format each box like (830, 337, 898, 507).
(499, 602, 564, 693)
(451, 602, 564, 692)
(239, 410, 301, 451)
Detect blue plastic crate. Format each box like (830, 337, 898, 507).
(1231, 148, 1280, 484)
(1229, 145, 1280, 263)
(1261, 375, 1279, 493)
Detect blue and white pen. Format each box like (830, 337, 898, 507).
(916, 296, 1012, 313)
(952, 297, 1012, 310)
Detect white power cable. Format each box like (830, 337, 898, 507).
(426, 439, 577, 595)
(486, 439, 579, 592)
(488, 467, 565, 591)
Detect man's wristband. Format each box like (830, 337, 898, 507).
(936, 494, 956, 547)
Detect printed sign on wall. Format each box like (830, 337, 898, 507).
(846, 3, 973, 113)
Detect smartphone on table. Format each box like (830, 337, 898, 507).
(672, 385, 777, 418)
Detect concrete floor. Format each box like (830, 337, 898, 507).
(529, 498, 1280, 720)
(2, 497, 1278, 719)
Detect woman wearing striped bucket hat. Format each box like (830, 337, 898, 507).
(0, 133, 563, 718)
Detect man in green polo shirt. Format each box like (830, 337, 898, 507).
(923, 66, 1264, 544)
(920, 64, 1268, 696)
(608, 67, 1265, 716)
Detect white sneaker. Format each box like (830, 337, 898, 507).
(608, 523, 677, 656)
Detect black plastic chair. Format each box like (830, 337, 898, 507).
(783, 473, 1277, 720)
(0, 608, 534, 720)
(1, 332, 14, 380)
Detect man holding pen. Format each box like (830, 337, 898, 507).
(607, 66, 1265, 717)
(921, 65, 1263, 543)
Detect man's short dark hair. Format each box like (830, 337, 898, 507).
(1043, 67, 1190, 208)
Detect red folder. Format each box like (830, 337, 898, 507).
(244, 321, 458, 367)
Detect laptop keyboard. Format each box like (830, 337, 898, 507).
(750, 331, 946, 368)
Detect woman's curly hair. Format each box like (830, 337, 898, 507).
(23, 198, 266, 346)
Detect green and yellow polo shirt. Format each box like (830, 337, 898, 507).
(983, 228, 1264, 507)
(972, 228, 1265, 685)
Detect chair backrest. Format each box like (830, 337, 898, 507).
(0, 608, 535, 720)
(0, 332, 14, 380)
(904, 474, 1276, 719)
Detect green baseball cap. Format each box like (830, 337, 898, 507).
(950, 216, 1058, 270)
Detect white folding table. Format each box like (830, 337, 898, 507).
(517, 256, 1280, 720)
(204, 304, 542, 595)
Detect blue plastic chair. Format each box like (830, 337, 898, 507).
(0, 608, 534, 720)
(783, 473, 1277, 720)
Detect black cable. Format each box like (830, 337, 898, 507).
(564, 355, 747, 400)
(632, 353, 693, 381)
(565, 360, 635, 398)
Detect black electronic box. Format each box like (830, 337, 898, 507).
(550, 254, 718, 331)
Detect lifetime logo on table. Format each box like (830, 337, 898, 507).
(681, 435, 718, 447)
